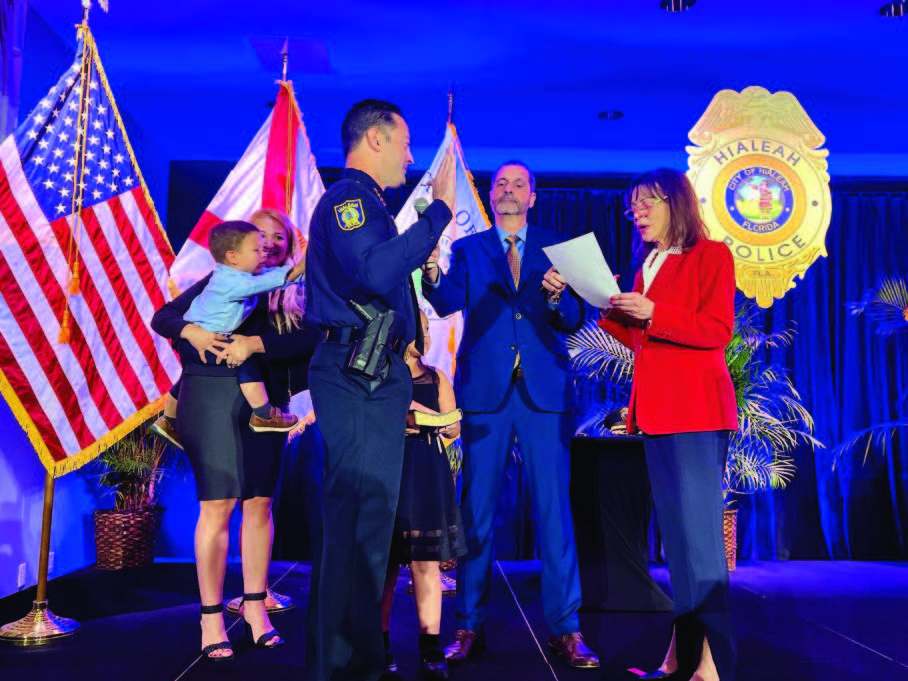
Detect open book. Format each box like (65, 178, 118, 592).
(406, 408, 463, 430)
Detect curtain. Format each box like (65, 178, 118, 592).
(168, 164, 906, 561)
(1, 0, 27, 141)
(432, 180, 908, 561)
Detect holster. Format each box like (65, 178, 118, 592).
(346, 300, 400, 380)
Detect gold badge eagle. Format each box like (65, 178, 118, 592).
(686, 86, 831, 308)
(334, 199, 365, 231)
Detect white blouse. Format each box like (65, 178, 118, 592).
(642, 245, 683, 295)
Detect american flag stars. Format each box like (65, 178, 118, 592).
(15, 48, 137, 221)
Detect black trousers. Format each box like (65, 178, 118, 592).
(643, 430, 737, 681)
(306, 342, 411, 681)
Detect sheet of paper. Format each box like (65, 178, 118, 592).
(542, 232, 621, 308)
(290, 389, 313, 415)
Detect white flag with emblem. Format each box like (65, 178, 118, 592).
(397, 123, 491, 379)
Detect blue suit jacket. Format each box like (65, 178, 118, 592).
(423, 226, 584, 413)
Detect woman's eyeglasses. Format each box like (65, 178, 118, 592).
(623, 196, 668, 220)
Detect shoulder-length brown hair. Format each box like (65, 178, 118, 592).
(625, 168, 710, 263)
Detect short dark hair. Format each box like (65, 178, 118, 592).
(208, 220, 259, 264)
(493, 160, 536, 193)
(341, 99, 403, 158)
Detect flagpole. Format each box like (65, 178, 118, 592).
(281, 39, 293, 213)
(0, 0, 93, 645)
(448, 86, 454, 126)
(0, 473, 80, 644)
(281, 37, 289, 82)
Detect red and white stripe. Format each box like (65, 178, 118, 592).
(0, 139, 180, 468)
(169, 82, 324, 292)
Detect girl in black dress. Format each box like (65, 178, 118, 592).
(380, 312, 466, 679)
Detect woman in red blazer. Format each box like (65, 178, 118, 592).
(599, 168, 738, 681)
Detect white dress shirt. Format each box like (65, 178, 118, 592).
(642, 244, 683, 295)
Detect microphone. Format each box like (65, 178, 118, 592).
(414, 197, 430, 214)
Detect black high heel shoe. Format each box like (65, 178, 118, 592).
(419, 633, 449, 680)
(200, 603, 234, 662)
(420, 649, 450, 680)
(239, 591, 284, 648)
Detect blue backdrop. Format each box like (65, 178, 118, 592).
(169, 168, 908, 563)
(536, 180, 908, 561)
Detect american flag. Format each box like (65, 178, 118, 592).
(169, 81, 324, 292)
(0, 27, 181, 476)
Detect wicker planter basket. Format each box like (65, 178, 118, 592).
(94, 508, 159, 570)
(723, 509, 738, 573)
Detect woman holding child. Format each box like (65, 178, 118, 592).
(151, 209, 321, 661)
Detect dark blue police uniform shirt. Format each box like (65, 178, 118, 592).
(304, 168, 453, 344)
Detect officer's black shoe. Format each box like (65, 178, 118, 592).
(380, 650, 402, 681)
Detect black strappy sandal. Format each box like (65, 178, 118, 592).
(200, 603, 234, 662)
(240, 591, 284, 648)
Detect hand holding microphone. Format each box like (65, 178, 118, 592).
(421, 245, 441, 283)
(414, 197, 441, 283)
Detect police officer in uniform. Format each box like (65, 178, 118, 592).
(304, 99, 455, 681)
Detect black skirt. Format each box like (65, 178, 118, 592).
(390, 432, 466, 564)
(177, 372, 286, 501)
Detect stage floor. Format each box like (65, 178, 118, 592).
(1, 560, 906, 680)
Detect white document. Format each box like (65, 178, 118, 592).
(290, 389, 313, 415)
(542, 232, 621, 308)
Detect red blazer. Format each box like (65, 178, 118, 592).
(598, 239, 738, 435)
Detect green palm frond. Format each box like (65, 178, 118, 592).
(569, 299, 820, 501)
(832, 420, 908, 469)
(575, 402, 623, 438)
(726, 445, 797, 494)
(94, 415, 173, 510)
(849, 276, 908, 336)
(567, 321, 634, 385)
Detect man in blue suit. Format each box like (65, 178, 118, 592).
(422, 161, 599, 668)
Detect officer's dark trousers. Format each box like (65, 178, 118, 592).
(643, 430, 736, 681)
(307, 342, 411, 681)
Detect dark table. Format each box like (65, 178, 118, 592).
(570, 435, 672, 612)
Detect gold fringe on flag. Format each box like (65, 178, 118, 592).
(58, 308, 72, 344)
(68, 261, 81, 295)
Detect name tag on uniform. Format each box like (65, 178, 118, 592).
(335, 199, 365, 231)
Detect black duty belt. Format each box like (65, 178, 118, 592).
(323, 327, 407, 357)
(512, 365, 525, 381)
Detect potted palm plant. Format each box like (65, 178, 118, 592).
(834, 276, 908, 463)
(568, 297, 820, 570)
(93, 416, 173, 569)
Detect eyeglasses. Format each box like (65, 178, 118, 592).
(623, 196, 668, 219)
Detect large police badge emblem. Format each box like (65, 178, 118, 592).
(686, 87, 831, 307)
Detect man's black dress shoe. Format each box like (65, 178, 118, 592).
(639, 670, 677, 680)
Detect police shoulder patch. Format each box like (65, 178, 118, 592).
(334, 199, 366, 231)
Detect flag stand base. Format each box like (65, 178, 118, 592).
(0, 600, 80, 646)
